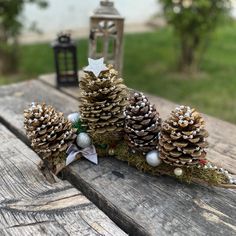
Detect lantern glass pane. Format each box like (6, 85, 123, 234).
(108, 37, 115, 59)
(97, 20, 117, 36)
(96, 36, 103, 54)
(57, 50, 74, 75)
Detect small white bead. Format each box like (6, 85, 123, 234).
(146, 150, 161, 167)
(174, 168, 183, 176)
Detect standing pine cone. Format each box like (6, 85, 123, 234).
(159, 105, 209, 167)
(79, 63, 128, 137)
(24, 103, 77, 168)
(124, 92, 161, 154)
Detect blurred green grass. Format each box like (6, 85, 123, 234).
(1, 22, 236, 124)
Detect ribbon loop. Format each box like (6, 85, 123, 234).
(66, 144, 98, 166)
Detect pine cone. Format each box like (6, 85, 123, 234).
(159, 105, 209, 167)
(24, 103, 77, 165)
(79, 64, 128, 136)
(124, 92, 161, 154)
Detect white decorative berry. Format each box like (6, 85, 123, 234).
(67, 113, 80, 124)
(174, 168, 183, 176)
(76, 132, 91, 148)
(146, 150, 161, 167)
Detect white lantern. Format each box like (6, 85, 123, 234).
(89, 0, 124, 74)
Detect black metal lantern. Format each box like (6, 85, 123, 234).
(52, 33, 78, 87)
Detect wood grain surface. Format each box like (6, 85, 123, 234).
(66, 158, 236, 236)
(0, 79, 235, 235)
(0, 84, 126, 236)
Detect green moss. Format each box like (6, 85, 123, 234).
(94, 138, 229, 187)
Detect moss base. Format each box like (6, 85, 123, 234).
(94, 137, 234, 188)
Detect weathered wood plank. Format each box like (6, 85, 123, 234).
(0, 94, 126, 235)
(39, 73, 81, 100)
(0, 80, 78, 145)
(39, 74, 236, 175)
(0, 80, 236, 235)
(66, 158, 236, 236)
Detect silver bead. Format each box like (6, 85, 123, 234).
(76, 132, 91, 149)
(146, 150, 161, 167)
(67, 112, 80, 124)
(174, 168, 183, 176)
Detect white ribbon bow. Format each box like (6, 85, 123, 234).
(66, 144, 98, 166)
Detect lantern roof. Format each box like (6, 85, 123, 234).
(91, 0, 124, 19)
(52, 33, 76, 48)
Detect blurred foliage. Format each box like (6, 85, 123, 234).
(0, 0, 48, 74)
(159, 0, 231, 73)
(1, 23, 236, 124)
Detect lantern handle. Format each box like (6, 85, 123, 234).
(57, 32, 71, 44)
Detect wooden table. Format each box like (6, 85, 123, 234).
(0, 75, 235, 236)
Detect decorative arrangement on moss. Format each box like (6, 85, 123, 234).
(24, 103, 97, 174)
(24, 58, 236, 189)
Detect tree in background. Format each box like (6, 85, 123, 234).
(0, 0, 47, 74)
(159, 0, 230, 74)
